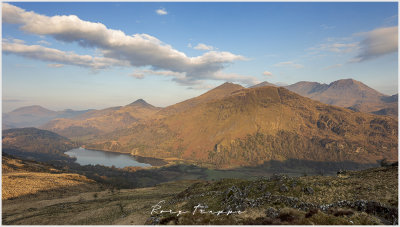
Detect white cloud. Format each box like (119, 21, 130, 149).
(262, 71, 272, 76)
(48, 63, 64, 68)
(131, 69, 185, 79)
(309, 26, 397, 63)
(194, 43, 214, 51)
(351, 26, 398, 62)
(273, 61, 304, 69)
(309, 41, 359, 54)
(130, 69, 259, 87)
(37, 40, 51, 45)
(130, 72, 144, 79)
(2, 3, 248, 86)
(156, 8, 167, 15)
(323, 64, 342, 70)
(3, 40, 129, 69)
(213, 71, 260, 86)
(12, 38, 25, 44)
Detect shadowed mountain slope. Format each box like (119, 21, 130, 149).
(2, 127, 77, 163)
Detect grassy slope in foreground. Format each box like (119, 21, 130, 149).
(2, 154, 397, 225)
(2, 155, 199, 225)
(2, 154, 101, 200)
(147, 165, 398, 225)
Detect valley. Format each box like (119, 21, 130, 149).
(2, 80, 398, 225)
(2, 2, 398, 225)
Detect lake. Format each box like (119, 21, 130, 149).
(65, 148, 152, 168)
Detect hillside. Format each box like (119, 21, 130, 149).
(42, 99, 161, 139)
(3, 163, 397, 224)
(158, 82, 245, 116)
(147, 165, 398, 225)
(2, 127, 77, 162)
(284, 79, 397, 116)
(2, 154, 101, 200)
(3, 105, 91, 129)
(85, 85, 397, 168)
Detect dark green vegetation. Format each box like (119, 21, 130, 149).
(147, 165, 398, 225)
(2, 127, 78, 162)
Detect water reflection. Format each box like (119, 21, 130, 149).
(65, 147, 151, 168)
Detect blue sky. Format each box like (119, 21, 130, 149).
(2, 2, 398, 112)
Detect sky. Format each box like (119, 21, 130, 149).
(2, 2, 398, 112)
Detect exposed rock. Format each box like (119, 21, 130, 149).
(270, 174, 288, 182)
(337, 170, 347, 175)
(265, 207, 279, 218)
(280, 184, 289, 192)
(303, 187, 314, 195)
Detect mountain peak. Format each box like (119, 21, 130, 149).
(10, 105, 55, 114)
(330, 78, 358, 86)
(201, 82, 244, 98)
(127, 99, 154, 108)
(250, 81, 277, 88)
(218, 81, 243, 88)
(210, 82, 244, 92)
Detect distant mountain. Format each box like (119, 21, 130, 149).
(84, 84, 397, 168)
(252, 81, 289, 88)
(127, 98, 155, 108)
(3, 105, 92, 129)
(284, 79, 397, 116)
(42, 99, 161, 139)
(250, 81, 277, 88)
(381, 94, 398, 103)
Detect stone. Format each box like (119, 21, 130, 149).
(265, 207, 279, 218)
(303, 187, 314, 195)
(279, 184, 289, 192)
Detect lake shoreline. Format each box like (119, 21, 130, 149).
(80, 145, 169, 166)
(64, 147, 161, 168)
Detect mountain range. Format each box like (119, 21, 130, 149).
(254, 79, 397, 116)
(5, 79, 396, 131)
(39, 81, 397, 168)
(5, 78, 397, 169)
(42, 99, 161, 139)
(2, 105, 92, 129)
